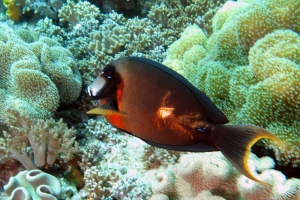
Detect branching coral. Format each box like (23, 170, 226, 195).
(148, 4, 169, 28)
(58, 0, 100, 26)
(111, 176, 152, 200)
(83, 163, 152, 199)
(0, 108, 79, 169)
(142, 146, 183, 170)
(8, 0, 63, 20)
(147, 0, 227, 37)
(89, 19, 131, 55)
(79, 117, 156, 199)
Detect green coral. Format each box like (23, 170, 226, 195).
(164, 0, 300, 166)
(163, 25, 207, 79)
(0, 23, 82, 119)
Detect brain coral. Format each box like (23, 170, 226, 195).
(0, 23, 81, 119)
(163, 0, 300, 167)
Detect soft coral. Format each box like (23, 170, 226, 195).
(0, 108, 79, 169)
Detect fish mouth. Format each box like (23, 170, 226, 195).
(85, 85, 109, 100)
(85, 86, 98, 99)
(85, 75, 107, 100)
(86, 75, 116, 100)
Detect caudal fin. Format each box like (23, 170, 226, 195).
(214, 125, 284, 184)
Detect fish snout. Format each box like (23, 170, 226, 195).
(85, 85, 98, 100)
(85, 76, 105, 100)
(86, 74, 114, 100)
(85, 86, 93, 98)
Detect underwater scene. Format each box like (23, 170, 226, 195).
(0, 0, 299, 199)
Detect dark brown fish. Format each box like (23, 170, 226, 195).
(86, 57, 284, 184)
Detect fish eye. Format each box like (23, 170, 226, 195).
(103, 67, 114, 79)
(105, 70, 112, 78)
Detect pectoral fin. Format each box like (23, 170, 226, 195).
(86, 100, 122, 116)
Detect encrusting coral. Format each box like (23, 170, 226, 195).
(163, 0, 300, 167)
(0, 108, 79, 170)
(3, 169, 61, 200)
(0, 23, 82, 119)
(148, 152, 300, 200)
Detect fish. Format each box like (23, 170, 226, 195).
(85, 57, 284, 184)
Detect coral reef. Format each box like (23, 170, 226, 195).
(82, 164, 152, 199)
(148, 152, 300, 200)
(89, 0, 136, 13)
(34, 0, 228, 86)
(89, 19, 131, 55)
(0, 23, 82, 119)
(58, 0, 100, 26)
(1, 0, 299, 199)
(78, 117, 153, 199)
(142, 146, 183, 170)
(3, 169, 61, 199)
(163, 24, 208, 78)
(0, 108, 79, 169)
(12, 0, 63, 20)
(185, 0, 228, 36)
(163, 0, 300, 167)
(0, 160, 25, 190)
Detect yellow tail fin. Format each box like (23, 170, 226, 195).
(214, 125, 284, 185)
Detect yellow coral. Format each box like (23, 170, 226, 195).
(239, 73, 300, 126)
(3, 0, 21, 21)
(265, 121, 300, 167)
(163, 25, 207, 80)
(249, 30, 300, 80)
(164, 25, 207, 60)
(163, 0, 300, 166)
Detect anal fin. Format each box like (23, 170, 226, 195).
(141, 138, 218, 152)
